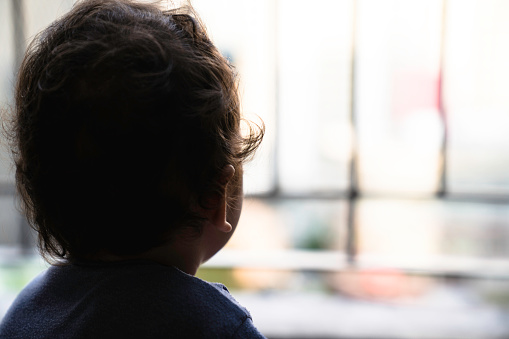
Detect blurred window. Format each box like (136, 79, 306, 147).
(3, 0, 509, 337)
(1, 0, 509, 283)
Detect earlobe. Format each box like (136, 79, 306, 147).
(218, 220, 233, 233)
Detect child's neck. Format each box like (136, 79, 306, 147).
(89, 238, 204, 275)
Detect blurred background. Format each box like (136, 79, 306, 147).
(2, 0, 509, 338)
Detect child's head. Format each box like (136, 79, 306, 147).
(9, 0, 263, 262)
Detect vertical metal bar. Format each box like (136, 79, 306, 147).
(271, 0, 281, 197)
(437, 0, 448, 197)
(11, 0, 26, 72)
(346, 0, 359, 265)
(20, 217, 36, 255)
(10, 0, 32, 254)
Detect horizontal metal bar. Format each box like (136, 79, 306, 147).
(246, 191, 509, 204)
(0, 181, 16, 196)
(204, 249, 509, 281)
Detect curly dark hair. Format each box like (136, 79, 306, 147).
(6, 0, 263, 262)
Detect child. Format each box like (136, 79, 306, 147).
(0, 0, 265, 337)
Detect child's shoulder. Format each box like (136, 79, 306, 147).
(0, 261, 262, 338)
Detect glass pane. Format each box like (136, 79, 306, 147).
(277, 0, 353, 194)
(445, 0, 509, 195)
(23, 0, 75, 41)
(356, 199, 509, 268)
(210, 197, 348, 259)
(356, 0, 444, 195)
(193, 0, 277, 195)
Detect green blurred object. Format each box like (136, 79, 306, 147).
(196, 268, 240, 289)
(0, 258, 46, 293)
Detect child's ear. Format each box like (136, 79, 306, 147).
(207, 165, 235, 233)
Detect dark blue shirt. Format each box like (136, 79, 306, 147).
(0, 260, 266, 338)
